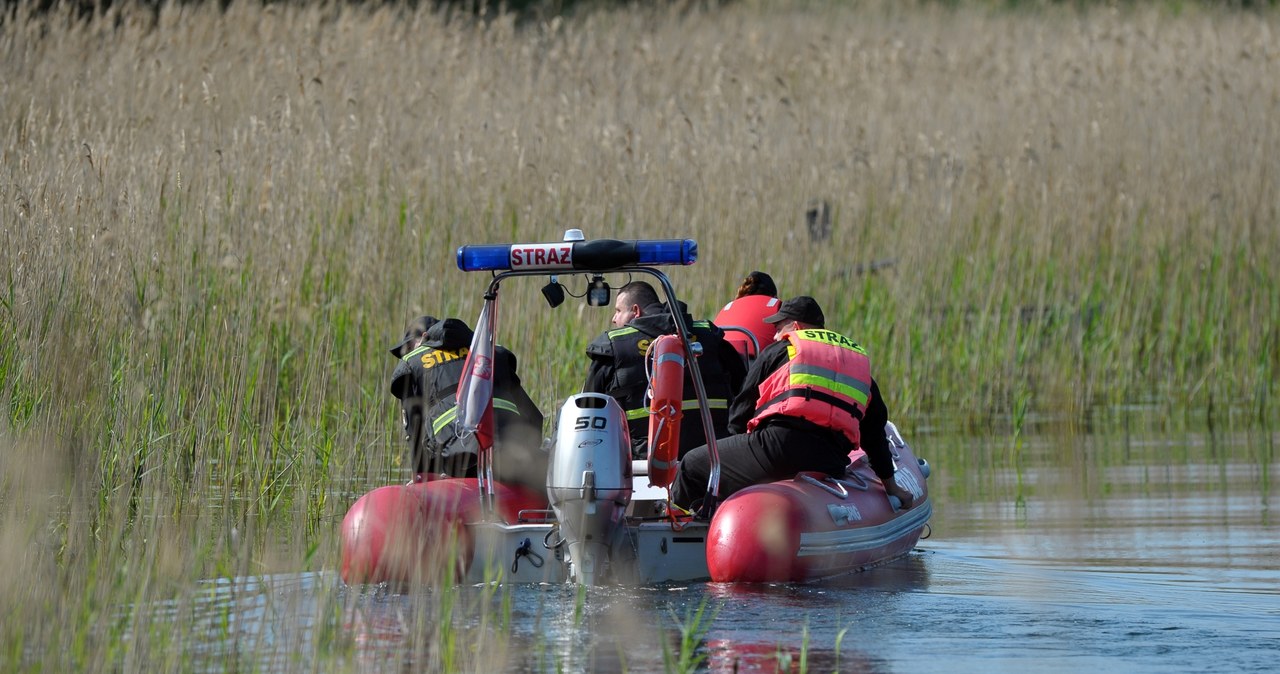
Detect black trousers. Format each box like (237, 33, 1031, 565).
(669, 423, 851, 509)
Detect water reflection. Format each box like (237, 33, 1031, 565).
(137, 428, 1280, 673)
(132, 573, 329, 672)
(343, 585, 424, 672)
(692, 555, 930, 673)
(495, 558, 932, 674)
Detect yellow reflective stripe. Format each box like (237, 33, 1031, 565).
(608, 327, 639, 339)
(432, 406, 458, 434)
(431, 398, 521, 433)
(626, 398, 728, 420)
(789, 363, 870, 398)
(402, 345, 430, 361)
(789, 373, 869, 407)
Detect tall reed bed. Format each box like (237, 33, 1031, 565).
(1, 0, 1277, 670)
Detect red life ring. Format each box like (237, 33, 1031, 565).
(646, 334, 685, 489)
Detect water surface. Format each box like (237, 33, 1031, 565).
(168, 428, 1279, 672)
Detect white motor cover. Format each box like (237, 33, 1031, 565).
(547, 393, 633, 583)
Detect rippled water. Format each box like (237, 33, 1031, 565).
(164, 429, 1279, 672)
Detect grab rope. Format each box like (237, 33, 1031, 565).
(798, 473, 849, 498)
(511, 537, 545, 573)
(841, 472, 870, 491)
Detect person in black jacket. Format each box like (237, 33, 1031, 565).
(584, 281, 747, 460)
(390, 317, 545, 486)
(388, 314, 439, 360)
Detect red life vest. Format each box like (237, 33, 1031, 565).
(747, 328, 872, 446)
(714, 295, 781, 359)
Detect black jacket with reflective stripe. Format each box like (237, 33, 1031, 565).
(584, 303, 747, 458)
(391, 318, 543, 466)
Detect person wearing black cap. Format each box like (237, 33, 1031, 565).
(389, 315, 439, 360)
(584, 281, 747, 460)
(670, 295, 916, 511)
(714, 271, 782, 363)
(390, 317, 544, 485)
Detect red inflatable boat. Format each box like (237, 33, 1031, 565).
(339, 233, 931, 586)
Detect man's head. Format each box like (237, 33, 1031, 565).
(611, 281, 660, 328)
(736, 271, 778, 299)
(763, 295, 825, 338)
(389, 315, 439, 359)
(421, 317, 473, 349)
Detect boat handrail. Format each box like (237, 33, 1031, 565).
(718, 324, 761, 364)
(797, 473, 849, 499)
(797, 471, 872, 498)
(516, 508, 556, 524)
(839, 471, 871, 491)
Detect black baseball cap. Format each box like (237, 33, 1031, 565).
(389, 315, 439, 358)
(762, 296, 825, 328)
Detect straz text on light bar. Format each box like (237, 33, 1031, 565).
(510, 243, 574, 270)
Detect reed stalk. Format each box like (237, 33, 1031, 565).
(1, 0, 1276, 670)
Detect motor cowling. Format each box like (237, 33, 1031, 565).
(547, 393, 633, 584)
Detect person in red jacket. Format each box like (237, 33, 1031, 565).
(670, 295, 916, 511)
(713, 271, 781, 362)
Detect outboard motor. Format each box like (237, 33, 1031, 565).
(547, 393, 633, 584)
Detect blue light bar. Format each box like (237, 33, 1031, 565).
(636, 239, 697, 266)
(456, 238, 698, 272)
(456, 244, 513, 272)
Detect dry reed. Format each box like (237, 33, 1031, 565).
(1, 0, 1277, 670)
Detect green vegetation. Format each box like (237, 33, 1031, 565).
(661, 599, 716, 673)
(1, 0, 1276, 670)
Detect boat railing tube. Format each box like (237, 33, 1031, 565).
(456, 238, 698, 273)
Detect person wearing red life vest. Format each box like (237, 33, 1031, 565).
(670, 295, 916, 510)
(713, 271, 781, 362)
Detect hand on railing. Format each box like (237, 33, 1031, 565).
(884, 476, 915, 511)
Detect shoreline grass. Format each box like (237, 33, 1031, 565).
(2, 1, 1277, 670)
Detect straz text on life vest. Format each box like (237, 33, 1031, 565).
(796, 329, 863, 351)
